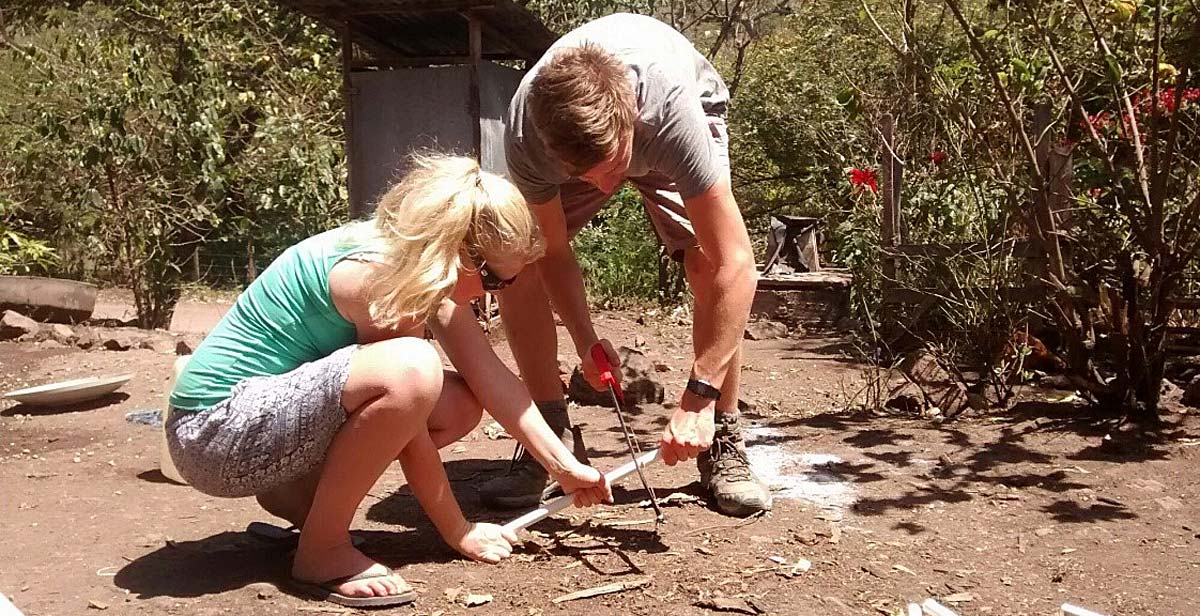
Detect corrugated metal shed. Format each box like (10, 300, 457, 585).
(273, 0, 556, 66)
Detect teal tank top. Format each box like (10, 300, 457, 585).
(170, 224, 380, 411)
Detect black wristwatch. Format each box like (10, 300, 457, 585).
(686, 378, 722, 401)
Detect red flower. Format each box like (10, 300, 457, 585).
(849, 167, 878, 194)
(930, 150, 948, 165)
(1082, 111, 1112, 132)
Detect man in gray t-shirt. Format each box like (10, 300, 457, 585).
(483, 13, 771, 518)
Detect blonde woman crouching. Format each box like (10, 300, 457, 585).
(166, 155, 611, 608)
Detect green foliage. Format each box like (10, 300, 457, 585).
(572, 185, 678, 307)
(0, 0, 347, 326)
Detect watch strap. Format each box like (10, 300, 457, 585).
(686, 378, 722, 401)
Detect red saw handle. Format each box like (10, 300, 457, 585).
(589, 343, 624, 401)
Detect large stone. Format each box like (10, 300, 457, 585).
(1183, 376, 1200, 408)
(744, 320, 789, 341)
(568, 346, 665, 407)
(900, 350, 954, 386)
(1, 310, 40, 340)
(893, 350, 969, 417)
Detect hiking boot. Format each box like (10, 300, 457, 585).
(478, 401, 585, 509)
(697, 413, 773, 517)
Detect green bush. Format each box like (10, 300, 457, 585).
(572, 185, 682, 307)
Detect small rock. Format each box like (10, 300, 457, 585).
(101, 332, 140, 351)
(175, 339, 194, 356)
(246, 582, 276, 600)
(557, 359, 571, 375)
(1034, 527, 1054, 537)
(942, 592, 974, 603)
(737, 398, 756, 413)
(138, 335, 176, 354)
(1156, 496, 1184, 512)
(482, 421, 509, 440)
(73, 326, 98, 349)
(1, 310, 40, 340)
(87, 600, 109, 610)
(744, 320, 788, 341)
(633, 334, 647, 348)
(49, 323, 78, 344)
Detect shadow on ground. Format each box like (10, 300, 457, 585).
(760, 398, 1199, 525)
(114, 528, 463, 602)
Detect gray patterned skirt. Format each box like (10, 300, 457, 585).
(165, 345, 357, 498)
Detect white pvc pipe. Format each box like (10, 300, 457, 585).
(0, 592, 25, 616)
(921, 599, 961, 616)
(502, 448, 661, 533)
(1062, 604, 1108, 616)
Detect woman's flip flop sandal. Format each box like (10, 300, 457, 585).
(289, 568, 417, 608)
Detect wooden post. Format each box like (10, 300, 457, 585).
(467, 13, 489, 326)
(467, 12, 483, 161)
(341, 24, 364, 219)
(191, 248, 200, 282)
(879, 113, 902, 283)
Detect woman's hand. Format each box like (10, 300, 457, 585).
(453, 522, 519, 564)
(552, 461, 613, 508)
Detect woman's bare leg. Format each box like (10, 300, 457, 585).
(255, 370, 482, 530)
(290, 338, 443, 599)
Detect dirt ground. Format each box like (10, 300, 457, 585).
(2, 310, 1199, 616)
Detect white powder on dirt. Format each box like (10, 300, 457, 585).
(744, 426, 857, 509)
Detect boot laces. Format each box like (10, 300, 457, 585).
(709, 430, 754, 482)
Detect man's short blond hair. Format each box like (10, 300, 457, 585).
(529, 43, 636, 174)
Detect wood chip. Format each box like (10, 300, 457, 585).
(892, 564, 916, 576)
(694, 597, 764, 614)
(550, 575, 652, 604)
(942, 592, 974, 603)
(460, 593, 493, 607)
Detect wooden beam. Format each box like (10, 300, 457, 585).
(340, 0, 495, 16)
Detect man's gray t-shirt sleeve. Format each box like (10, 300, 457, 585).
(643, 79, 723, 200)
(504, 122, 561, 205)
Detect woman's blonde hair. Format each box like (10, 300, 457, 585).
(363, 154, 543, 327)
